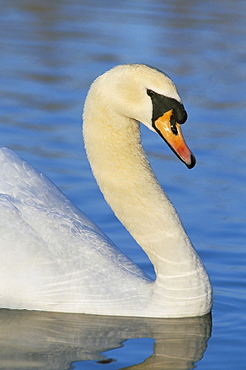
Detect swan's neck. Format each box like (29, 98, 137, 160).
(83, 92, 209, 300)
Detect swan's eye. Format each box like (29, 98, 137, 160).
(147, 89, 154, 97)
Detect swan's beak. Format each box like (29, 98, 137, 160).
(153, 110, 196, 169)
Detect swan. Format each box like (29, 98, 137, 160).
(0, 64, 212, 318)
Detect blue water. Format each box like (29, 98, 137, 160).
(0, 0, 245, 369)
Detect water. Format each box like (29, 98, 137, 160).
(0, 0, 245, 368)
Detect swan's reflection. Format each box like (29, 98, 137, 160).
(0, 309, 211, 369)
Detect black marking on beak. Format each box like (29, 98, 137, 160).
(147, 89, 187, 126)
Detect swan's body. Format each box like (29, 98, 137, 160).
(0, 64, 212, 317)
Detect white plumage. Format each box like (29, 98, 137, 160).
(0, 64, 212, 317)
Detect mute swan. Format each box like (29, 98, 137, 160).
(0, 64, 212, 318)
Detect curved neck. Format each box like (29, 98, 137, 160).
(83, 95, 201, 283)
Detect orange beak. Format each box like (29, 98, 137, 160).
(153, 110, 196, 169)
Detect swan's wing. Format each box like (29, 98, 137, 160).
(0, 148, 150, 312)
(0, 147, 103, 233)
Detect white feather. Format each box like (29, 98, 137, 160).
(0, 64, 212, 317)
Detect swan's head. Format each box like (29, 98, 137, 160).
(87, 64, 195, 169)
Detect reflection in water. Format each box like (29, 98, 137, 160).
(0, 309, 211, 370)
